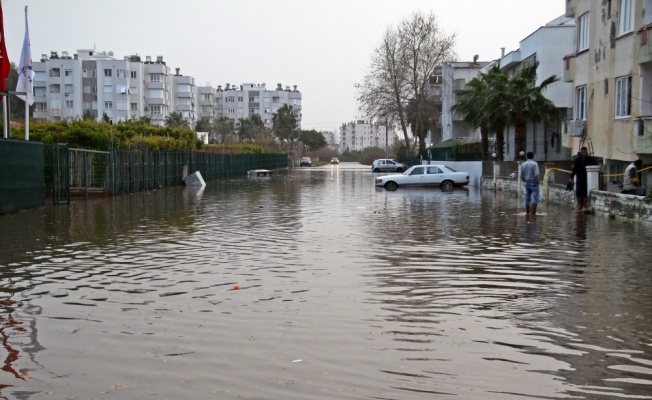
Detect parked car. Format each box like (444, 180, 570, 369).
(300, 157, 312, 167)
(371, 159, 406, 173)
(374, 164, 470, 191)
(330, 157, 339, 165)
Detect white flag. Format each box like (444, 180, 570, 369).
(16, 8, 34, 105)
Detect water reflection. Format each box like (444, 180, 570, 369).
(1, 164, 651, 399)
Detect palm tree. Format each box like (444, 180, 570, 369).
(451, 74, 491, 159)
(272, 104, 298, 144)
(165, 112, 188, 128)
(507, 61, 559, 155)
(452, 65, 510, 160)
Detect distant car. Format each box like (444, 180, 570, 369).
(330, 157, 339, 165)
(371, 159, 405, 173)
(300, 157, 312, 167)
(374, 164, 470, 191)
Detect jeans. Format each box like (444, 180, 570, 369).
(525, 182, 539, 206)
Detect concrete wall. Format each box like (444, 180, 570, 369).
(481, 176, 652, 223)
(424, 160, 483, 188)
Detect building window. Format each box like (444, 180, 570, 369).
(104, 101, 113, 109)
(64, 69, 72, 77)
(178, 98, 190, 106)
(149, 89, 164, 98)
(577, 13, 589, 52)
(117, 101, 127, 110)
(177, 84, 190, 93)
(65, 84, 73, 94)
(49, 68, 60, 77)
(35, 87, 46, 97)
(618, 0, 633, 35)
(130, 103, 138, 111)
(150, 73, 162, 83)
(615, 76, 631, 118)
(65, 100, 73, 109)
(50, 99, 61, 109)
(82, 69, 96, 78)
(35, 102, 47, 111)
(151, 105, 162, 114)
(576, 86, 587, 120)
(104, 69, 112, 77)
(116, 69, 127, 78)
(104, 85, 112, 93)
(130, 71, 137, 79)
(129, 86, 138, 94)
(49, 84, 60, 93)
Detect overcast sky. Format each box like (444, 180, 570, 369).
(3, 0, 564, 132)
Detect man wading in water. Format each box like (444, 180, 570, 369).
(569, 146, 597, 212)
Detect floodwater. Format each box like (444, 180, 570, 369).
(1, 162, 652, 400)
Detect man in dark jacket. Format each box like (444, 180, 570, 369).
(569, 147, 597, 211)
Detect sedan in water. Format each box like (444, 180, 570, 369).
(375, 164, 470, 191)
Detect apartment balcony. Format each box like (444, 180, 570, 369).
(563, 53, 576, 82)
(634, 117, 652, 154)
(565, 0, 577, 18)
(452, 79, 466, 92)
(637, 24, 652, 64)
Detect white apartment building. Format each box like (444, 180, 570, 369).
(214, 83, 302, 129)
(339, 120, 396, 152)
(32, 50, 184, 126)
(474, 15, 575, 161)
(441, 60, 490, 143)
(31, 49, 302, 131)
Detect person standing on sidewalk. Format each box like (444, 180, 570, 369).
(520, 151, 540, 215)
(570, 147, 597, 212)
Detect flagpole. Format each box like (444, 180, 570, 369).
(24, 7, 29, 140)
(2, 96, 7, 138)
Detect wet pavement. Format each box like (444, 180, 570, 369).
(1, 162, 651, 399)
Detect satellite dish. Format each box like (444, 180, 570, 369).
(108, 51, 114, 56)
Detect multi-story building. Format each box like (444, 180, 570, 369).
(564, 0, 651, 173)
(480, 14, 576, 162)
(339, 120, 395, 152)
(214, 83, 302, 129)
(441, 60, 490, 144)
(32, 50, 181, 126)
(31, 49, 301, 131)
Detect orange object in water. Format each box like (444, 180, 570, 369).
(233, 285, 240, 290)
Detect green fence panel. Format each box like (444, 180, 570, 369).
(0, 140, 45, 214)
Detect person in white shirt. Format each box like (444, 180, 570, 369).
(520, 151, 540, 215)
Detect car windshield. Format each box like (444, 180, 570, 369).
(402, 167, 416, 176)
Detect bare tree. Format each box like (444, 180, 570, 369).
(357, 11, 456, 156)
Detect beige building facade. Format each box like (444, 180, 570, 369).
(565, 0, 652, 169)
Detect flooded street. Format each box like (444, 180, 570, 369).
(1, 162, 652, 399)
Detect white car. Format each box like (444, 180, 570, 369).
(374, 164, 470, 191)
(371, 159, 406, 173)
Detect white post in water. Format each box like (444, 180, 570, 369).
(586, 165, 600, 208)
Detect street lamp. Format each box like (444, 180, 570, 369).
(517, 151, 525, 204)
(492, 152, 497, 189)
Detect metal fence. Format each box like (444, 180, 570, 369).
(46, 147, 288, 200)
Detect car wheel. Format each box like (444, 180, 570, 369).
(396, 168, 403, 172)
(385, 181, 398, 191)
(441, 180, 454, 192)
(373, 168, 381, 173)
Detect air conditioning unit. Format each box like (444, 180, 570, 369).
(569, 119, 585, 137)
